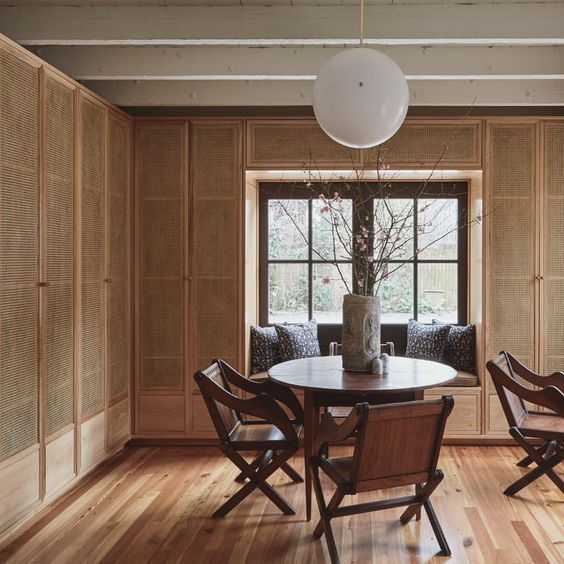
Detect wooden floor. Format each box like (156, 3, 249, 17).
(0, 446, 562, 564)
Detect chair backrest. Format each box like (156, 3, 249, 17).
(486, 353, 527, 427)
(349, 397, 453, 492)
(194, 362, 241, 442)
(329, 342, 395, 357)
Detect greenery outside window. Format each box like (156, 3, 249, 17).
(259, 181, 468, 328)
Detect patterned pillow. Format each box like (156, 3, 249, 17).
(250, 326, 281, 374)
(275, 321, 321, 362)
(405, 319, 450, 363)
(432, 319, 476, 374)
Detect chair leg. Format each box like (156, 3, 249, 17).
(504, 453, 563, 496)
(516, 441, 548, 468)
(281, 461, 304, 483)
(424, 500, 451, 556)
(400, 471, 443, 525)
(415, 484, 422, 521)
(310, 463, 341, 564)
(508, 429, 564, 494)
(213, 448, 297, 517)
(234, 450, 272, 483)
(313, 487, 345, 539)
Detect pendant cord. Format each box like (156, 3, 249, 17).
(360, 0, 364, 46)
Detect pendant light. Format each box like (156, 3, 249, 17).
(312, 0, 409, 149)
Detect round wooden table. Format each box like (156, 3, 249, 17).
(269, 355, 457, 520)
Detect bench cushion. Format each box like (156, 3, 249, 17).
(447, 370, 479, 387)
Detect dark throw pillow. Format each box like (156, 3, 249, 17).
(405, 319, 450, 363)
(250, 325, 281, 374)
(275, 321, 321, 362)
(432, 319, 476, 374)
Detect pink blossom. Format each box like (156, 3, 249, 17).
(322, 276, 331, 285)
(320, 205, 330, 214)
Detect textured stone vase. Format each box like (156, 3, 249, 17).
(341, 294, 381, 372)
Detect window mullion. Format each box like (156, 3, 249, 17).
(413, 198, 418, 321)
(308, 198, 313, 320)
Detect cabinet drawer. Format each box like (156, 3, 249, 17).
(425, 389, 481, 435)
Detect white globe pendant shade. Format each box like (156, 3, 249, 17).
(313, 48, 409, 149)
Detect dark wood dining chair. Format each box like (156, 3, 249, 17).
(194, 359, 304, 518)
(486, 352, 563, 496)
(309, 396, 454, 564)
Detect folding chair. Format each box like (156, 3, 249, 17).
(309, 396, 454, 564)
(486, 352, 563, 496)
(194, 359, 303, 517)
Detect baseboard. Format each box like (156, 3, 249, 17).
(127, 435, 519, 447)
(127, 437, 220, 447)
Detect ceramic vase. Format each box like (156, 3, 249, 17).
(341, 294, 381, 372)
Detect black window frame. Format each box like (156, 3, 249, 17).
(258, 181, 469, 353)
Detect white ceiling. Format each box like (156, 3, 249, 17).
(1, 2, 563, 106)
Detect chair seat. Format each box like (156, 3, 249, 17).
(520, 413, 564, 440)
(230, 422, 302, 448)
(320, 456, 354, 486)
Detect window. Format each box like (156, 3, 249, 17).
(259, 182, 468, 327)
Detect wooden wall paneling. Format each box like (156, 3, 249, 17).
(484, 121, 538, 434)
(107, 397, 129, 452)
(0, 45, 41, 530)
(0, 447, 40, 534)
(364, 119, 482, 169)
(137, 395, 185, 435)
(189, 120, 243, 438)
(246, 119, 361, 169)
(105, 112, 132, 449)
(44, 428, 75, 498)
(135, 122, 187, 435)
(79, 410, 105, 473)
(78, 92, 107, 470)
(541, 122, 564, 375)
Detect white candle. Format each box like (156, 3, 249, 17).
(380, 353, 390, 373)
(372, 358, 383, 375)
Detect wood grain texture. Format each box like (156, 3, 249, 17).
(269, 356, 457, 394)
(0, 446, 562, 563)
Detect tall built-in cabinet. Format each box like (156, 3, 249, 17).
(135, 121, 243, 437)
(0, 36, 132, 540)
(542, 123, 564, 376)
(484, 121, 564, 435)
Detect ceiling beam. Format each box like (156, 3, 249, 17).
(82, 79, 564, 106)
(2, 5, 564, 46)
(31, 45, 564, 81)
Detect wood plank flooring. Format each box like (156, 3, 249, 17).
(0, 446, 562, 563)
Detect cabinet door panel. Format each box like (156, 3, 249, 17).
(486, 123, 537, 381)
(107, 114, 131, 406)
(43, 72, 75, 438)
(0, 49, 39, 463)
(189, 122, 242, 436)
(543, 124, 564, 374)
(135, 123, 187, 435)
(79, 95, 106, 419)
